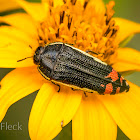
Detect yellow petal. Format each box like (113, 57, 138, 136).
(0, 26, 38, 48)
(0, 0, 20, 12)
(114, 18, 140, 43)
(29, 83, 82, 140)
(72, 94, 117, 140)
(97, 82, 140, 140)
(14, 0, 46, 21)
(113, 48, 140, 72)
(0, 67, 45, 122)
(0, 26, 38, 67)
(119, 35, 134, 48)
(0, 42, 34, 68)
(0, 13, 38, 38)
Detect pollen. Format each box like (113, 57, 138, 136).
(37, 0, 119, 65)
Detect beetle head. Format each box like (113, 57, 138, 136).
(33, 46, 45, 64)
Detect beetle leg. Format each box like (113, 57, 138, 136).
(86, 50, 105, 56)
(71, 88, 79, 91)
(68, 43, 74, 45)
(86, 50, 98, 55)
(51, 81, 61, 92)
(84, 92, 88, 97)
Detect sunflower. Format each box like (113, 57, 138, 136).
(0, 0, 140, 139)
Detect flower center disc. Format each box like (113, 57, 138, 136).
(38, 0, 119, 65)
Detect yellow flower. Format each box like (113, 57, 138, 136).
(0, 0, 140, 140)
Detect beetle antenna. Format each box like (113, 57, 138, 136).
(17, 56, 33, 62)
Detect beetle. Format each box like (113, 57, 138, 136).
(33, 42, 130, 95)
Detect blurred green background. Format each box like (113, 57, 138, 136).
(0, 0, 140, 139)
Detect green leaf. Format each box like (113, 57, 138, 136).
(117, 127, 130, 140)
(53, 121, 72, 140)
